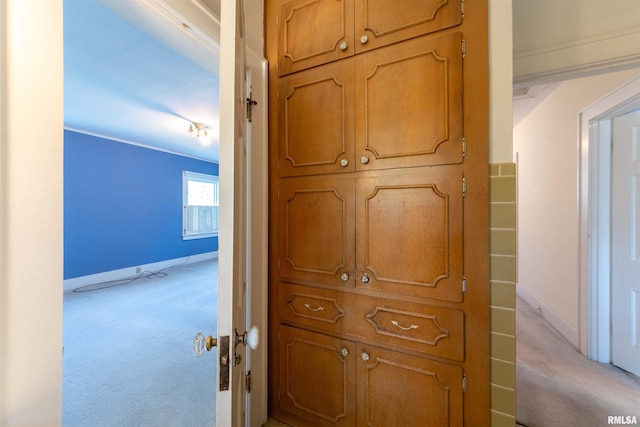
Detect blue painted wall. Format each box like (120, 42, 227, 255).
(64, 130, 218, 279)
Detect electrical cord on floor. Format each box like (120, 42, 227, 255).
(72, 255, 192, 293)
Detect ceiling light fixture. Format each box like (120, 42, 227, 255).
(188, 122, 208, 138)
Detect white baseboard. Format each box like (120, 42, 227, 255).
(516, 284, 579, 349)
(64, 251, 218, 292)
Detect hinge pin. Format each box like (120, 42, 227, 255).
(462, 178, 467, 197)
(462, 40, 466, 59)
(246, 97, 258, 123)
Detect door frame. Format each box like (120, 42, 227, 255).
(245, 45, 269, 426)
(579, 72, 640, 361)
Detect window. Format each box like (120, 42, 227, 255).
(182, 171, 218, 240)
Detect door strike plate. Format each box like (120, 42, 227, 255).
(219, 335, 230, 391)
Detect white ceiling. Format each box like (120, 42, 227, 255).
(64, 0, 221, 162)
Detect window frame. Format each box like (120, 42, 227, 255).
(182, 170, 219, 240)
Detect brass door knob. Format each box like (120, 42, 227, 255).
(193, 332, 217, 357)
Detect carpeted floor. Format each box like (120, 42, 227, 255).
(63, 259, 219, 427)
(516, 295, 640, 427)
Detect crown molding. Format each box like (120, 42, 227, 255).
(514, 27, 640, 87)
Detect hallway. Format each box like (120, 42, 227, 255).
(516, 296, 640, 426)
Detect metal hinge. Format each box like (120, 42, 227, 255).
(462, 177, 467, 197)
(462, 39, 466, 59)
(462, 276, 467, 295)
(463, 375, 467, 392)
(461, 0, 465, 17)
(246, 370, 252, 393)
(462, 137, 467, 157)
(246, 96, 258, 123)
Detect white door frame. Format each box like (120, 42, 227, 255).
(579, 72, 640, 361)
(245, 46, 269, 427)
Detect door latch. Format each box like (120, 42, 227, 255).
(193, 332, 230, 391)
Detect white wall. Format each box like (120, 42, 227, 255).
(513, 68, 639, 346)
(0, 0, 64, 425)
(513, 0, 640, 86)
(489, 0, 513, 163)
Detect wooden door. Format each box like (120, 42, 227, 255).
(278, 60, 356, 177)
(267, 0, 489, 424)
(278, 0, 355, 75)
(279, 325, 357, 426)
(355, 343, 464, 426)
(354, 32, 464, 171)
(355, 169, 464, 301)
(217, 0, 252, 424)
(278, 175, 356, 287)
(354, 0, 463, 53)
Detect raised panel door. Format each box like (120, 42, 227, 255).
(356, 169, 464, 302)
(278, 176, 356, 287)
(356, 343, 463, 426)
(279, 325, 357, 426)
(279, 282, 465, 361)
(278, 0, 355, 75)
(278, 60, 356, 177)
(355, 0, 463, 53)
(355, 32, 464, 171)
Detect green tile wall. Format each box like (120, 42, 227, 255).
(489, 163, 517, 427)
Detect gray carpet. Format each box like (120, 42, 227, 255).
(63, 259, 219, 427)
(516, 295, 640, 427)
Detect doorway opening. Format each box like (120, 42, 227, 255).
(580, 74, 640, 372)
(62, 0, 221, 425)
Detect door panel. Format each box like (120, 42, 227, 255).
(279, 60, 356, 177)
(279, 176, 356, 287)
(279, 282, 465, 361)
(279, 325, 357, 426)
(267, 0, 490, 423)
(354, 0, 463, 53)
(278, 0, 355, 75)
(362, 303, 464, 361)
(356, 169, 464, 302)
(218, 0, 248, 424)
(611, 110, 640, 377)
(355, 32, 463, 171)
(355, 343, 463, 426)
